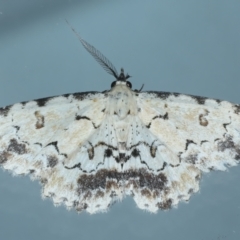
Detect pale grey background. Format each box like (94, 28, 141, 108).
(0, 1, 240, 240)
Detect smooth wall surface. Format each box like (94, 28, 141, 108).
(0, 1, 240, 239)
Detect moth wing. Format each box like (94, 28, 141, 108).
(137, 91, 240, 171)
(0, 92, 113, 213)
(131, 91, 240, 212)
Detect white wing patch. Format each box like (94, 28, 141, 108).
(0, 83, 240, 214)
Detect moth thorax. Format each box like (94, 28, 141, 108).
(109, 87, 137, 120)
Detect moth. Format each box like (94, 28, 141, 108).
(0, 25, 239, 214)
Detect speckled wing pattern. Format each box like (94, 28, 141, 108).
(0, 84, 240, 214)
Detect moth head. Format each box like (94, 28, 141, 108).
(111, 68, 132, 89)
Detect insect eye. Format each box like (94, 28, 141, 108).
(111, 81, 116, 88)
(126, 81, 132, 88)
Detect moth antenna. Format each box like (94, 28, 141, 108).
(139, 84, 144, 92)
(66, 20, 119, 79)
